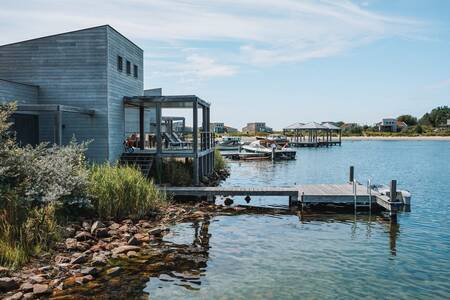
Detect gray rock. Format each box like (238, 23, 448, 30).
(95, 228, 109, 238)
(90, 221, 105, 234)
(80, 267, 99, 276)
(65, 238, 78, 250)
(82, 221, 91, 231)
(20, 282, 33, 292)
(148, 227, 168, 236)
(109, 223, 120, 230)
(5, 291, 23, 300)
(55, 255, 71, 264)
(22, 292, 34, 299)
(75, 231, 94, 241)
(91, 255, 107, 267)
(33, 283, 50, 296)
(106, 267, 121, 276)
(0, 277, 20, 292)
(29, 275, 45, 284)
(70, 254, 88, 265)
(127, 236, 140, 246)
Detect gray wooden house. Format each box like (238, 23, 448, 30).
(0, 25, 214, 184)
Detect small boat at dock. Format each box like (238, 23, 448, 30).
(242, 140, 296, 160)
(217, 136, 242, 151)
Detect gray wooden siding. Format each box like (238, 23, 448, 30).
(0, 26, 109, 162)
(0, 79, 38, 104)
(106, 27, 144, 161)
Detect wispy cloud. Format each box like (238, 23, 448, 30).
(0, 0, 425, 81)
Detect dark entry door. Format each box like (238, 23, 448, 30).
(11, 113, 39, 146)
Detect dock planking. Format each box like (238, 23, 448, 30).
(163, 183, 407, 208)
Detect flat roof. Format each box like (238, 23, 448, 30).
(124, 95, 210, 108)
(0, 25, 142, 51)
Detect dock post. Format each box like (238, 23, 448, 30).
(389, 180, 398, 223)
(349, 166, 354, 183)
(390, 180, 397, 202)
(271, 146, 275, 161)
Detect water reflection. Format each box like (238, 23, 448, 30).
(55, 211, 401, 300)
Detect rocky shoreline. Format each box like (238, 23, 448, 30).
(0, 202, 236, 300)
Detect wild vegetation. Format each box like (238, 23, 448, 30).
(214, 148, 227, 171)
(88, 164, 168, 219)
(0, 103, 168, 268)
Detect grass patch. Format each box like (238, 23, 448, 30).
(88, 164, 168, 219)
(214, 148, 228, 172)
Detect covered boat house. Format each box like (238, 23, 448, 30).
(283, 122, 342, 147)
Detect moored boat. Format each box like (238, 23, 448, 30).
(217, 136, 242, 151)
(242, 140, 296, 160)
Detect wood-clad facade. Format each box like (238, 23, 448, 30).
(0, 25, 143, 162)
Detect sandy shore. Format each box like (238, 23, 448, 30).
(341, 136, 450, 141)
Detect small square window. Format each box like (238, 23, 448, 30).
(126, 60, 131, 75)
(117, 56, 123, 72)
(133, 65, 138, 78)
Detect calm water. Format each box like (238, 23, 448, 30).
(145, 141, 450, 299)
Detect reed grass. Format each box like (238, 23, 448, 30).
(88, 164, 168, 219)
(214, 148, 228, 172)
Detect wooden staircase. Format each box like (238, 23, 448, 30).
(119, 153, 154, 177)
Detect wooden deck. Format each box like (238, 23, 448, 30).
(162, 183, 407, 215)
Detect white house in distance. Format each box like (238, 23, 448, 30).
(377, 118, 408, 132)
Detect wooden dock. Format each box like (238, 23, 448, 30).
(162, 182, 409, 221)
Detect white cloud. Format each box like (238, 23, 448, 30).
(0, 0, 425, 80)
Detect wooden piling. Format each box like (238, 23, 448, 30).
(349, 166, 354, 183)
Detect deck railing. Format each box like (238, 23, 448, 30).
(200, 131, 214, 151)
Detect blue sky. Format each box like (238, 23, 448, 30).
(1, 0, 449, 129)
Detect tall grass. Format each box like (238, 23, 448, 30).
(0, 190, 60, 268)
(88, 164, 168, 219)
(214, 148, 228, 172)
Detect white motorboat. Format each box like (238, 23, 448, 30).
(217, 136, 242, 151)
(242, 140, 296, 160)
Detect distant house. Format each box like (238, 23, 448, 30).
(242, 122, 272, 134)
(210, 122, 225, 133)
(377, 119, 407, 132)
(447, 119, 450, 127)
(224, 125, 238, 133)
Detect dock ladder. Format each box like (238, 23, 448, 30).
(353, 179, 372, 213)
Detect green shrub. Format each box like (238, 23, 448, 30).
(214, 148, 227, 171)
(88, 164, 168, 219)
